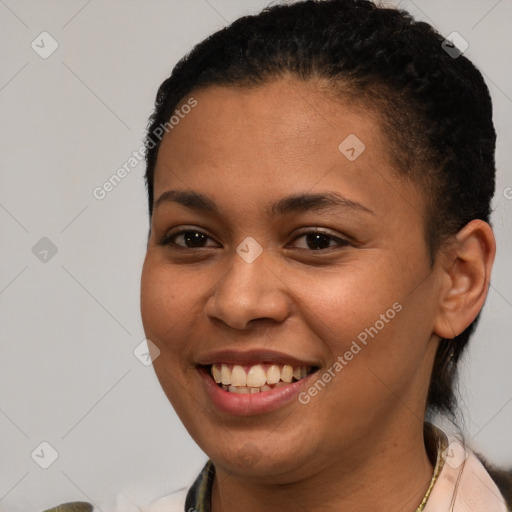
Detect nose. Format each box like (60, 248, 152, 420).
(204, 248, 290, 331)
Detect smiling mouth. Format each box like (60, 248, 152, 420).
(208, 363, 316, 394)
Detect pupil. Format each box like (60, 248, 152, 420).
(307, 233, 330, 250)
(184, 231, 206, 247)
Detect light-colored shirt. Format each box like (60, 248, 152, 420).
(44, 426, 509, 512)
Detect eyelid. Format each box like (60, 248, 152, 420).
(158, 226, 221, 247)
(289, 229, 351, 249)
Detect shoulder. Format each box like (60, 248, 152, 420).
(142, 486, 188, 511)
(43, 486, 188, 512)
(425, 432, 510, 512)
(110, 484, 188, 512)
(477, 454, 512, 511)
(42, 504, 93, 512)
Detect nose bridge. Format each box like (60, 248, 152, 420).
(205, 243, 289, 329)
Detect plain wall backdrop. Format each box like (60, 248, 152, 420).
(1, 0, 511, 510)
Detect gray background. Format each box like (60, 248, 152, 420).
(0, 1, 511, 510)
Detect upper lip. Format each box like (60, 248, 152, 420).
(195, 349, 319, 368)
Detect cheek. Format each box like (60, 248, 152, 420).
(291, 261, 431, 399)
(290, 263, 399, 350)
(140, 257, 199, 411)
(140, 256, 190, 347)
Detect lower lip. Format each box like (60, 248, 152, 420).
(198, 367, 316, 416)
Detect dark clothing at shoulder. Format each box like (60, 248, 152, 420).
(43, 502, 93, 512)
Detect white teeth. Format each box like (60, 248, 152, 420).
(266, 365, 281, 384)
(226, 386, 256, 394)
(210, 362, 313, 393)
(246, 364, 267, 387)
(221, 363, 231, 385)
(212, 364, 222, 383)
(281, 365, 293, 383)
(231, 365, 247, 386)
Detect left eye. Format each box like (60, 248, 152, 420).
(291, 231, 350, 251)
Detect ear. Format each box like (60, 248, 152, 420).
(434, 220, 496, 339)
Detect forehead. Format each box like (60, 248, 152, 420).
(159, 79, 379, 168)
(153, 79, 424, 225)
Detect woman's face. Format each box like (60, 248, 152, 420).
(140, 79, 443, 482)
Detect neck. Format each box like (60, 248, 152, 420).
(211, 421, 435, 512)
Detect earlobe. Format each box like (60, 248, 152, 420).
(434, 220, 496, 340)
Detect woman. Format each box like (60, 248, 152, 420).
(47, 0, 511, 510)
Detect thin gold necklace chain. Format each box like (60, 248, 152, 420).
(416, 432, 446, 512)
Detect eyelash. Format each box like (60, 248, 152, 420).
(159, 228, 350, 252)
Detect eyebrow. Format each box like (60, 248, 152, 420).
(153, 190, 374, 216)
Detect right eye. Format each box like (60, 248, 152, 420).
(159, 229, 220, 249)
